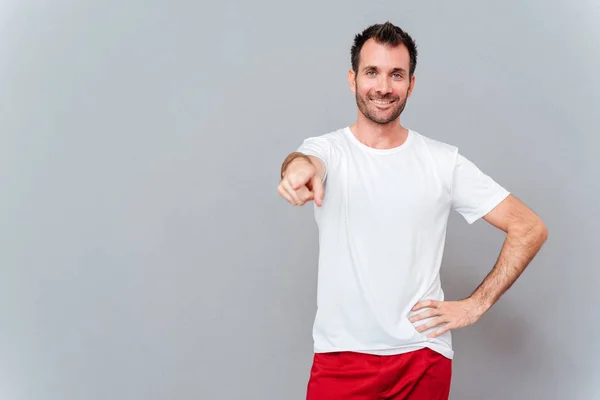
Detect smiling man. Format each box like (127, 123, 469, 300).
(277, 22, 548, 400)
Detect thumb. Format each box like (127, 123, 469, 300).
(311, 176, 325, 207)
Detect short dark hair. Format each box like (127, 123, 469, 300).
(351, 22, 418, 78)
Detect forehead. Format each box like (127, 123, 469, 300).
(358, 38, 410, 71)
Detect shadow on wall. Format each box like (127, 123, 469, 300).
(440, 248, 561, 399)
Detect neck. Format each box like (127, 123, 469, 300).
(349, 114, 409, 150)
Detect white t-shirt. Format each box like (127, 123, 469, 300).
(296, 126, 510, 359)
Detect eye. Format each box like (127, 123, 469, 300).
(392, 73, 403, 79)
(366, 70, 376, 76)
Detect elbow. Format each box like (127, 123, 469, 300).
(509, 216, 548, 245)
(531, 218, 549, 245)
(538, 220, 548, 244)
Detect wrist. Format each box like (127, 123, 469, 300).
(465, 296, 491, 318)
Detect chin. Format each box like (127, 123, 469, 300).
(371, 111, 397, 123)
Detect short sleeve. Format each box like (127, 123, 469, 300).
(451, 153, 510, 224)
(296, 136, 331, 182)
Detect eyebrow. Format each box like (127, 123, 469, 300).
(362, 65, 407, 74)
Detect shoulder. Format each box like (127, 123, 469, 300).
(296, 127, 348, 161)
(314, 127, 346, 144)
(411, 129, 460, 167)
(412, 130, 458, 155)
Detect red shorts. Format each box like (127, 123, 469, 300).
(306, 347, 451, 400)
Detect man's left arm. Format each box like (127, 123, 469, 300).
(410, 194, 548, 338)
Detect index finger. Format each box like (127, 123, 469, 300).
(412, 299, 440, 311)
(311, 176, 324, 207)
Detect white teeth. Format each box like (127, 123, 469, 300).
(371, 99, 392, 105)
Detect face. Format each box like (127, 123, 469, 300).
(349, 39, 415, 125)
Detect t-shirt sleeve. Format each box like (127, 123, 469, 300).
(296, 135, 331, 182)
(451, 153, 510, 224)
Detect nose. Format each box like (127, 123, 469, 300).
(377, 76, 392, 95)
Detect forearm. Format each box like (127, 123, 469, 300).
(469, 220, 548, 314)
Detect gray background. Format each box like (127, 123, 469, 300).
(1, 0, 598, 399)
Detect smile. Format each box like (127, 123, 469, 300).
(370, 99, 396, 105)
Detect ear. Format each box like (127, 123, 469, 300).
(407, 74, 416, 98)
(348, 69, 357, 94)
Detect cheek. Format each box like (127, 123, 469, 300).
(355, 79, 373, 96)
(360, 85, 375, 99)
(396, 82, 410, 95)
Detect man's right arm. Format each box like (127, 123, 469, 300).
(278, 152, 326, 207)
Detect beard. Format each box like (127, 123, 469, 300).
(355, 87, 408, 125)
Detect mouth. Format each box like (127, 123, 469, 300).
(370, 98, 396, 106)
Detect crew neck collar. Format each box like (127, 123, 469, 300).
(344, 126, 414, 154)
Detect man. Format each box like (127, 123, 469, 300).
(277, 22, 548, 400)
